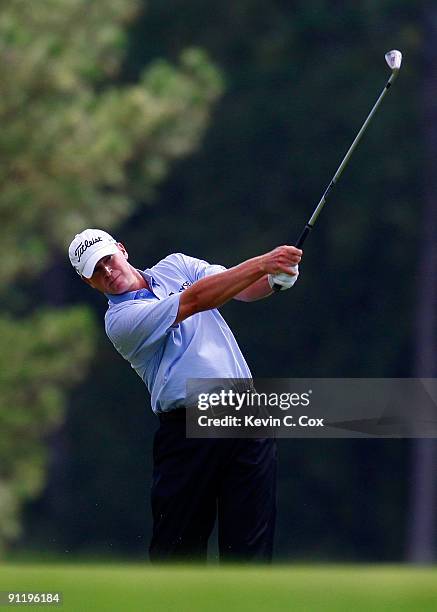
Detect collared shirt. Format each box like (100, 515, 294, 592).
(104, 253, 252, 414)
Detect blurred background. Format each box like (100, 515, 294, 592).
(1, 0, 436, 564)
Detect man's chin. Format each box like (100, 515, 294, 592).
(108, 277, 126, 294)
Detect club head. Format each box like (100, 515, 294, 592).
(385, 49, 402, 71)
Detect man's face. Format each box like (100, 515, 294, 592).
(84, 244, 139, 294)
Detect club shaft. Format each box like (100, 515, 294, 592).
(273, 68, 399, 290)
(296, 70, 398, 247)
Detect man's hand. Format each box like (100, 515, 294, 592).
(259, 246, 302, 275)
(261, 246, 302, 293)
(236, 247, 302, 300)
(268, 265, 299, 291)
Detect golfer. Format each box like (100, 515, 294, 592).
(69, 228, 302, 563)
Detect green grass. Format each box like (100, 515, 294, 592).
(0, 564, 436, 611)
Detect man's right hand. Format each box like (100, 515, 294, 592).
(259, 246, 302, 276)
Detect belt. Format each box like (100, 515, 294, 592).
(158, 407, 187, 423)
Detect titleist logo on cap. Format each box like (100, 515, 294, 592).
(74, 237, 103, 262)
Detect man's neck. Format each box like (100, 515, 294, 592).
(130, 268, 150, 291)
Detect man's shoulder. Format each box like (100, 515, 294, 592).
(151, 252, 192, 271)
(150, 253, 202, 281)
(104, 298, 152, 331)
(104, 299, 148, 350)
(104, 296, 154, 317)
(151, 253, 225, 284)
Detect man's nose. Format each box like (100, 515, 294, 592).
(103, 264, 113, 277)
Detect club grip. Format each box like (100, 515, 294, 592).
(272, 224, 312, 292)
(295, 224, 312, 249)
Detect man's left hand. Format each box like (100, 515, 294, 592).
(268, 265, 299, 291)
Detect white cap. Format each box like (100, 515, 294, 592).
(68, 229, 119, 278)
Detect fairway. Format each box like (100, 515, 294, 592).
(0, 564, 436, 611)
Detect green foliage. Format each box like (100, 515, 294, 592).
(0, 308, 95, 546)
(0, 0, 223, 283)
(0, 0, 222, 552)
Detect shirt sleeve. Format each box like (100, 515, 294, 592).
(173, 253, 227, 283)
(105, 293, 181, 362)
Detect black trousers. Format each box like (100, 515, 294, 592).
(149, 411, 277, 563)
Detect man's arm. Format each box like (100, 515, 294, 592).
(174, 245, 302, 324)
(233, 275, 273, 302)
(234, 263, 300, 301)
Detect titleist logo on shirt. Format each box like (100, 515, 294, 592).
(74, 237, 103, 262)
(168, 281, 192, 296)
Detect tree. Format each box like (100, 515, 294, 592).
(0, 0, 222, 551)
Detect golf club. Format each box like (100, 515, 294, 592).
(272, 49, 403, 292)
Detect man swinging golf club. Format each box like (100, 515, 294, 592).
(68, 49, 401, 563)
(69, 229, 302, 563)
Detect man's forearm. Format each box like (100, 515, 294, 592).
(233, 276, 273, 302)
(176, 256, 266, 322)
(174, 245, 302, 324)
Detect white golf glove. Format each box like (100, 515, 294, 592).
(268, 265, 299, 291)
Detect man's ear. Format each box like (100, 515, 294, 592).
(117, 242, 128, 260)
(82, 277, 95, 289)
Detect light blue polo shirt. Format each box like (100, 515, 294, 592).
(104, 253, 252, 414)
